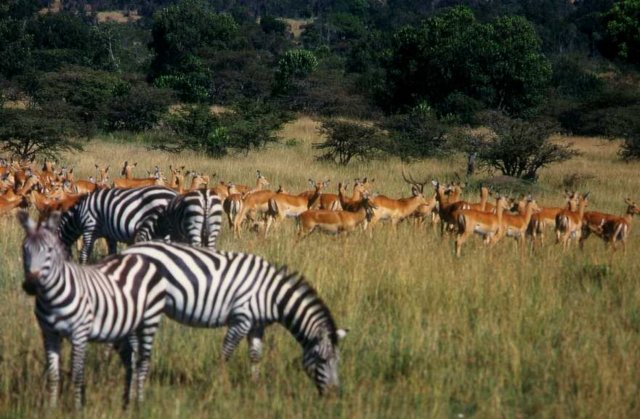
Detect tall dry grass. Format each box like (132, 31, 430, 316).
(1, 118, 640, 418)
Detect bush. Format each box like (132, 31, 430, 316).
(475, 112, 580, 181)
(380, 105, 451, 161)
(105, 83, 173, 131)
(314, 120, 386, 165)
(155, 101, 290, 157)
(0, 108, 81, 160)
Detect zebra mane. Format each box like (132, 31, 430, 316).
(276, 265, 339, 344)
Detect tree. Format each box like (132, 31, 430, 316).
(0, 108, 81, 160)
(314, 120, 385, 165)
(601, 0, 640, 66)
(384, 7, 551, 116)
(273, 49, 318, 94)
(475, 112, 579, 181)
(155, 101, 290, 157)
(105, 83, 173, 131)
(149, 0, 239, 102)
(380, 104, 451, 161)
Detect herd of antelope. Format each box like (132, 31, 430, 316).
(1, 158, 637, 256)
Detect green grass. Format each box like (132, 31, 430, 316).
(1, 119, 640, 417)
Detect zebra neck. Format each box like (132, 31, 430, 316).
(38, 262, 74, 302)
(273, 272, 337, 349)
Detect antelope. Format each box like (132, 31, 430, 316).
(454, 195, 510, 257)
(433, 180, 464, 237)
(337, 179, 370, 212)
(525, 191, 579, 244)
(169, 165, 186, 190)
(0, 194, 28, 215)
(500, 196, 541, 252)
(580, 198, 640, 251)
(266, 183, 323, 234)
(297, 179, 334, 210)
(223, 172, 270, 233)
(187, 172, 209, 191)
(298, 193, 377, 238)
(368, 173, 430, 228)
(120, 161, 137, 179)
(555, 192, 589, 250)
(113, 167, 165, 189)
(74, 166, 109, 195)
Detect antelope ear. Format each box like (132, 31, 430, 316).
(106, 166, 110, 172)
(17, 210, 36, 234)
(336, 328, 349, 340)
(256, 170, 261, 178)
(95, 164, 99, 169)
(625, 197, 633, 205)
(584, 192, 590, 199)
(308, 179, 314, 187)
(431, 180, 438, 187)
(133, 162, 138, 167)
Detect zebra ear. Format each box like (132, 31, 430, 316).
(17, 210, 36, 234)
(43, 212, 62, 232)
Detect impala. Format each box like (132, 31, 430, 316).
(433, 180, 464, 237)
(297, 179, 334, 210)
(223, 172, 270, 235)
(580, 198, 640, 251)
(523, 191, 579, 244)
(368, 173, 430, 228)
(113, 167, 165, 189)
(266, 183, 323, 234)
(555, 192, 589, 250)
(298, 193, 376, 238)
(499, 196, 541, 252)
(168, 165, 186, 190)
(337, 179, 369, 212)
(454, 195, 510, 257)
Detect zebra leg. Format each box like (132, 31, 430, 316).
(70, 333, 90, 409)
(117, 338, 136, 408)
(43, 332, 62, 408)
(135, 323, 160, 403)
(247, 326, 265, 381)
(222, 316, 252, 361)
(80, 229, 98, 264)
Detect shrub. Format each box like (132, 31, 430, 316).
(0, 108, 81, 160)
(475, 112, 580, 181)
(380, 105, 451, 161)
(314, 120, 386, 165)
(105, 83, 173, 131)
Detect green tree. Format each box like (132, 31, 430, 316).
(0, 108, 81, 160)
(149, 0, 238, 102)
(601, 0, 640, 65)
(384, 7, 551, 116)
(0, 0, 38, 78)
(476, 112, 579, 181)
(273, 49, 318, 94)
(314, 120, 386, 165)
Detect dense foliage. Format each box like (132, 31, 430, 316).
(0, 0, 639, 162)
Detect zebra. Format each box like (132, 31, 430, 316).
(134, 189, 223, 249)
(121, 241, 348, 394)
(58, 186, 177, 263)
(17, 211, 167, 409)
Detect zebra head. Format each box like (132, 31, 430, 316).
(303, 327, 348, 395)
(17, 211, 65, 296)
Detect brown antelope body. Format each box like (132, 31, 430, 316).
(555, 192, 589, 250)
(580, 198, 639, 251)
(298, 195, 376, 238)
(454, 196, 509, 257)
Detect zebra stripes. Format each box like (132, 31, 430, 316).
(18, 211, 166, 409)
(135, 189, 223, 249)
(121, 241, 347, 394)
(58, 186, 177, 263)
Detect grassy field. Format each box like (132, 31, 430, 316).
(1, 117, 640, 418)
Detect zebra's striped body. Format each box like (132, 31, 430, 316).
(135, 189, 223, 248)
(58, 186, 177, 263)
(18, 211, 166, 409)
(121, 241, 347, 393)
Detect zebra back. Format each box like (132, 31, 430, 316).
(134, 189, 223, 249)
(121, 241, 347, 394)
(58, 186, 177, 263)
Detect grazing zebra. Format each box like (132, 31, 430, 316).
(18, 211, 166, 409)
(58, 186, 177, 263)
(121, 241, 348, 394)
(134, 189, 223, 248)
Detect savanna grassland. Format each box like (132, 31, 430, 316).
(1, 117, 640, 418)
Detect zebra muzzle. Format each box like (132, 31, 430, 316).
(22, 272, 40, 296)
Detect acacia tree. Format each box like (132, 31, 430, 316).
(476, 112, 579, 181)
(314, 120, 385, 165)
(0, 109, 81, 160)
